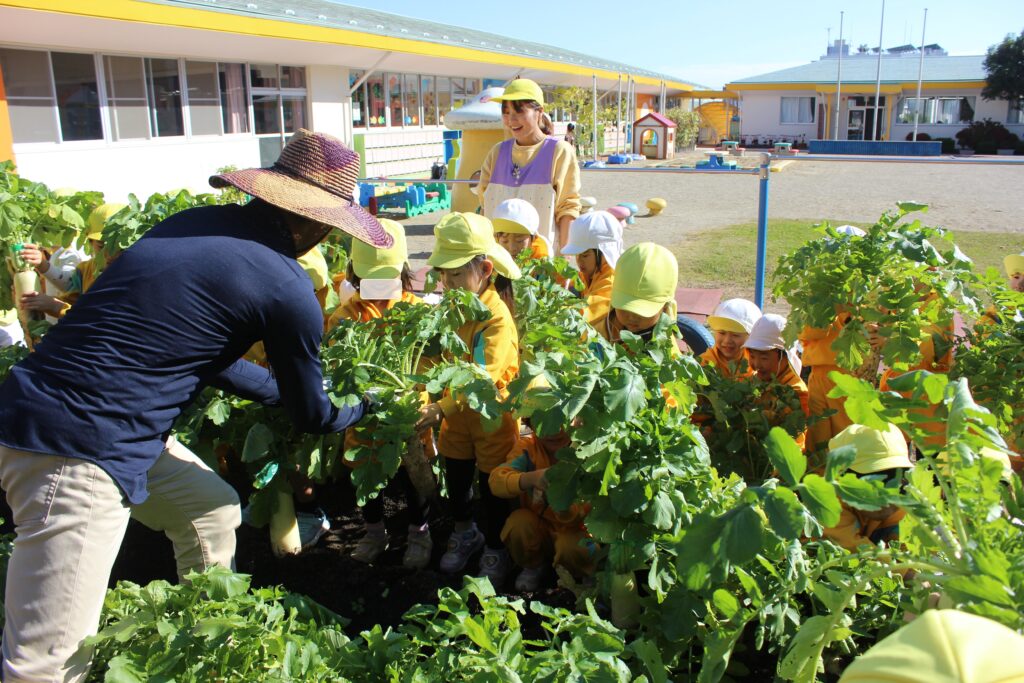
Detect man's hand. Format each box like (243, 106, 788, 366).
(19, 244, 50, 273)
(20, 291, 65, 316)
(414, 402, 444, 433)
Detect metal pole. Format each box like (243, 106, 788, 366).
(753, 153, 771, 309)
(873, 0, 886, 141)
(617, 74, 622, 153)
(592, 73, 598, 162)
(912, 8, 928, 142)
(833, 11, 844, 140)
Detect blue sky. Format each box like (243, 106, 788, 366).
(336, 0, 1024, 88)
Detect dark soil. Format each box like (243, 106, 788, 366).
(107, 473, 577, 635)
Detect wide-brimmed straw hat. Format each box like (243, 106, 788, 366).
(209, 129, 392, 249)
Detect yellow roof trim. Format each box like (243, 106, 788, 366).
(727, 80, 987, 92)
(682, 90, 739, 98)
(0, 0, 695, 91)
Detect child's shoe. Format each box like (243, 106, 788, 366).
(478, 547, 511, 587)
(439, 526, 485, 573)
(352, 522, 389, 564)
(514, 565, 547, 592)
(402, 524, 433, 569)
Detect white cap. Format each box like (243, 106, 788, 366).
(744, 313, 802, 375)
(835, 225, 866, 237)
(707, 298, 762, 334)
(492, 198, 540, 236)
(561, 211, 624, 267)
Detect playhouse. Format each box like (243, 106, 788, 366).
(632, 113, 677, 160)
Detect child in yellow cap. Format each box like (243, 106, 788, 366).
(18, 203, 126, 318)
(742, 313, 811, 450)
(326, 219, 436, 568)
(823, 423, 911, 551)
(561, 211, 624, 324)
(479, 78, 581, 251)
(416, 212, 522, 584)
(592, 242, 678, 347)
(1005, 251, 1024, 293)
(702, 298, 761, 380)
(488, 377, 595, 591)
(492, 197, 551, 261)
(839, 609, 1024, 683)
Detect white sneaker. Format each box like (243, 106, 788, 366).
(439, 526, 485, 573)
(296, 509, 330, 551)
(514, 566, 547, 592)
(402, 526, 433, 569)
(478, 548, 511, 588)
(352, 527, 389, 564)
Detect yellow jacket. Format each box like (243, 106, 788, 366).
(824, 503, 904, 552)
(478, 139, 581, 224)
(55, 259, 101, 318)
(700, 345, 753, 380)
(489, 435, 588, 531)
(798, 314, 849, 367)
(580, 261, 614, 324)
(438, 284, 519, 419)
(327, 290, 421, 329)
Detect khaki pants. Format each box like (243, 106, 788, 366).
(0, 437, 240, 683)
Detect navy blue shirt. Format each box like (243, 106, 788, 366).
(0, 203, 364, 504)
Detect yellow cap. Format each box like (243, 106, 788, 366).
(610, 243, 678, 318)
(1005, 253, 1024, 277)
(489, 78, 544, 106)
(296, 246, 330, 291)
(427, 212, 521, 279)
(838, 610, 1024, 683)
(351, 218, 408, 280)
(829, 423, 911, 474)
(85, 203, 127, 241)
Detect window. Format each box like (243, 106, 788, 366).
(219, 63, 249, 134)
(404, 74, 419, 126)
(897, 96, 975, 124)
(1011, 99, 1024, 125)
(186, 61, 220, 135)
(388, 73, 402, 127)
(350, 70, 367, 128)
(780, 97, 815, 124)
(366, 74, 386, 127)
(0, 48, 102, 143)
(105, 55, 150, 139)
(250, 64, 307, 135)
(146, 58, 183, 137)
(436, 76, 451, 125)
(421, 76, 437, 125)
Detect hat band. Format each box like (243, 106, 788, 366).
(271, 162, 355, 204)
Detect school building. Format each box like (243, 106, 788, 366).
(0, 0, 699, 199)
(725, 42, 1024, 146)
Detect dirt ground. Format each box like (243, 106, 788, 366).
(399, 157, 1024, 270)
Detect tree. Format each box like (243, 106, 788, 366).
(982, 30, 1024, 102)
(548, 87, 619, 156)
(664, 108, 701, 150)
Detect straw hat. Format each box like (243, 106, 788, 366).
(209, 129, 392, 248)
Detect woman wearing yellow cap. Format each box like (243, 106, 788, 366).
(415, 212, 522, 584)
(702, 298, 762, 380)
(326, 219, 436, 568)
(591, 242, 679, 347)
(478, 78, 581, 252)
(823, 423, 910, 551)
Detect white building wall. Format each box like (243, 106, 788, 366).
(12, 136, 263, 202)
(737, 91, 819, 142)
(308, 64, 351, 142)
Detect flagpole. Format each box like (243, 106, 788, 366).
(872, 0, 886, 140)
(833, 11, 844, 140)
(912, 8, 928, 142)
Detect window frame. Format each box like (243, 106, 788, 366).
(779, 96, 816, 125)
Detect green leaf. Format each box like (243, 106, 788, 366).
(712, 588, 740, 619)
(723, 505, 764, 565)
(242, 423, 274, 463)
(105, 655, 146, 683)
(603, 370, 647, 422)
(827, 372, 890, 430)
(798, 474, 842, 527)
(763, 487, 805, 540)
(765, 427, 806, 486)
(824, 445, 857, 481)
(834, 473, 903, 511)
(201, 566, 252, 600)
(642, 491, 677, 531)
(944, 575, 1015, 608)
(630, 638, 668, 683)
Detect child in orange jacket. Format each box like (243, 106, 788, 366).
(561, 211, 623, 325)
(415, 212, 522, 586)
(491, 197, 552, 261)
(329, 219, 436, 569)
(743, 314, 811, 451)
(701, 298, 761, 380)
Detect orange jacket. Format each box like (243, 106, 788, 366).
(528, 235, 550, 260)
(489, 435, 588, 530)
(824, 503, 904, 552)
(438, 284, 519, 419)
(700, 345, 753, 380)
(580, 261, 614, 325)
(799, 314, 850, 368)
(327, 290, 421, 329)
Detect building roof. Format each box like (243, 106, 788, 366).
(147, 0, 700, 87)
(637, 112, 676, 127)
(729, 54, 985, 86)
